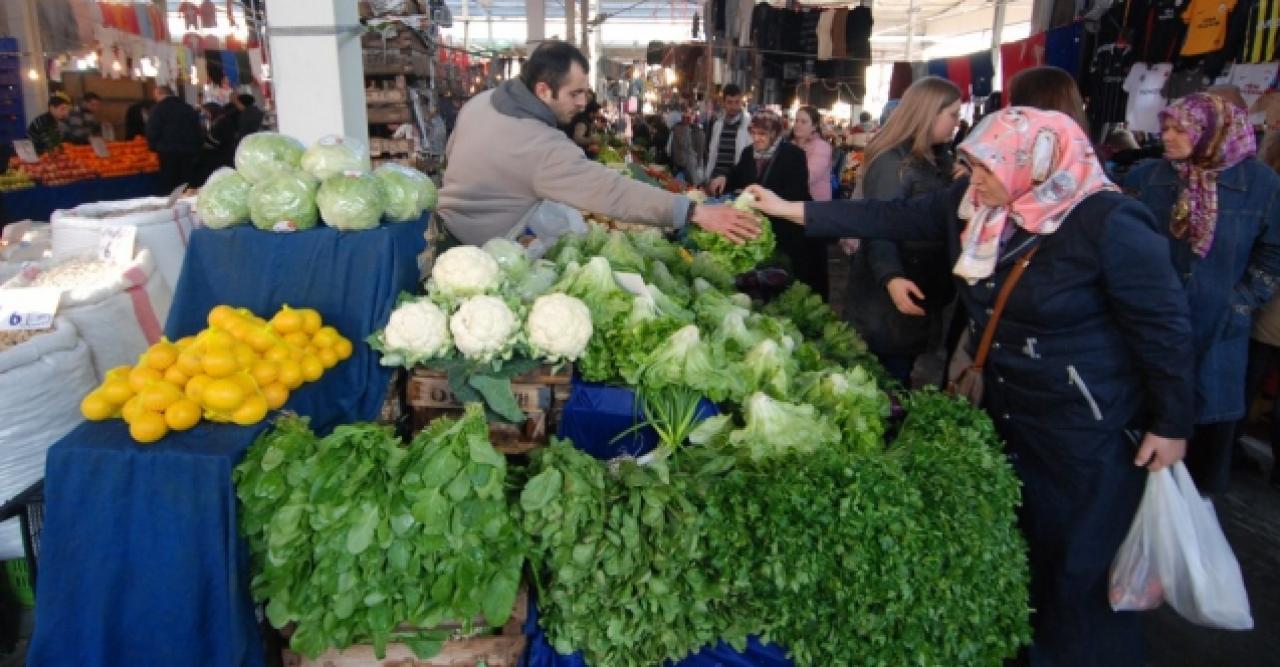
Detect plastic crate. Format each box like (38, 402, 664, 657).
(0, 480, 44, 598)
(4, 560, 33, 607)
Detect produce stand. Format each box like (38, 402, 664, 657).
(2, 172, 165, 225)
(26, 219, 428, 667)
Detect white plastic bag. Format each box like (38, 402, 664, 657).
(51, 196, 198, 290)
(1109, 462, 1253, 630)
(519, 200, 588, 260)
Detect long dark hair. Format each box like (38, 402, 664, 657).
(1008, 66, 1089, 133)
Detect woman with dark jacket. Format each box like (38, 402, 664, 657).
(748, 108, 1193, 666)
(1124, 93, 1280, 496)
(709, 111, 824, 295)
(847, 76, 961, 385)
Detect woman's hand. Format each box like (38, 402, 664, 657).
(743, 185, 807, 225)
(952, 162, 971, 180)
(886, 278, 926, 316)
(1134, 434, 1187, 472)
(692, 204, 760, 244)
(708, 176, 728, 196)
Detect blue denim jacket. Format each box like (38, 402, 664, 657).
(1124, 158, 1280, 423)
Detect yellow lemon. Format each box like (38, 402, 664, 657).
(333, 338, 353, 361)
(128, 366, 163, 393)
(100, 379, 134, 405)
(121, 396, 145, 424)
(300, 356, 324, 383)
(139, 381, 183, 412)
(270, 307, 304, 335)
(233, 343, 257, 369)
(185, 374, 212, 402)
(262, 383, 289, 409)
(164, 398, 202, 431)
(233, 373, 258, 395)
(317, 348, 338, 369)
(298, 308, 322, 335)
(312, 326, 340, 349)
(129, 412, 168, 444)
(207, 305, 237, 329)
(174, 336, 196, 350)
(277, 360, 304, 389)
(250, 360, 278, 387)
(163, 366, 190, 388)
(246, 328, 276, 353)
(201, 329, 236, 351)
(201, 348, 239, 378)
(80, 391, 116, 421)
(283, 332, 310, 349)
(264, 345, 291, 363)
(145, 340, 178, 371)
(231, 394, 269, 426)
(176, 348, 204, 376)
(106, 365, 133, 382)
(202, 379, 246, 413)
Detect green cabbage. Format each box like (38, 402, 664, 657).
(301, 136, 371, 181)
(249, 170, 319, 232)
(374, 164, 431, 222)
(235, 132, 305, 183)
(687, 193, 777, 274)
(196, 167, 252, 229)
(317, 172, 385, 231)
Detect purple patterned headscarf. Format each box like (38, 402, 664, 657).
(1159, 93, 1257, 256)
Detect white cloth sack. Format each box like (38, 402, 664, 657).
(1109, 462, 1253, 630)
(51, 197, 199, 290)
(4, 251, 172, 381)
(0, 318, 98, 559)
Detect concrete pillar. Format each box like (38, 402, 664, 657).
(264, 0, 367, 145)
(526, 0, 545, 44)
(3, 0, 46, 125)
(566, 0, 576, 48)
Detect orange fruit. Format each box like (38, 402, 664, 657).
(300, 356, 324, 382)
(128, 366, 163, 393)
(163, 366, 190, 387)
(250, 360, 278, 387)
(145, 340, 178, 370)
(231, 394, 269, 426)
(207, 305, 237, 329)
(298, 308, 322, 334)
(201, 348, 239, 378)
(277, 360, 304, 389)
(185, 374, 212, 401)
(283, 332, 310, 349)
(312, 326, 340, 349)
(234, 343, 257, 369)
(262, 383, 289, 409)
(270, 307, 303, 335)
(80, 391, 115, 421)
(317, 348, 338, 369)
(246, 328, 276, 353)
(264, 345, 291, 363)
(164, 398, 202, 431)
(202, 378, 246, 412)
(333, 338, 353, 361)
(176, 349, 204, 376)
(139, 381, 183, 412)
(129, 412, 168, 444)
(121, 396, 145, 424)
(100, 379, 134, 405)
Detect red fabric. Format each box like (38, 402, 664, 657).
(101, 5, 120, 30)
(179, 2, 200, 30)
(149, 6, 169, 41)
(888, 61, 914, 99)
(947, 56, 973, 101)
(199, 0, 219, 28)
(999, 33, 1047, 103)
(225, 35, 244, 52)
(119, 4, 141, 34)
(183, 33, 203, 53)
(202, 35, 223, 51)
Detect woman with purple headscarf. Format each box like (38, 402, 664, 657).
(1125, 92, 1280, 495)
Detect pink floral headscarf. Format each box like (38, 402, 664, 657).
(1159, 93, 1257, 257)
(953, 107, 1117, 283)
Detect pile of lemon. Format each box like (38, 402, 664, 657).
(80, 304, 354, 444)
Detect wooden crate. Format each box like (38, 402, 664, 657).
(368, 106, 413, 124)
(282, 588, 528, 667)
(406, 366, 571, 455)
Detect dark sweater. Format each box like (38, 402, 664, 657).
(146, 96, 203, 154)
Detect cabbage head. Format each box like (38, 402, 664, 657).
(317, 173, 385, 231)
(374, 164, 431, 221)
(249, 170, 319, 231)
(235, 132, 305, 183)
(196, 167, 252, 229)
(301, 136, 372, 181)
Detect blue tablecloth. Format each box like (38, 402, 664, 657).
(1, 173, 164, 224)
(27, 219, 428, 667)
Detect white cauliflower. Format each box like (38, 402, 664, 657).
(526, 293, 593, 362)
(429, 245, 502, 300)
(450, 295, 519, 362)
(374, 298, 452, 367)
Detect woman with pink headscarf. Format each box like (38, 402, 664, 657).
(1124, 92, 1280, 497)
(749, 107, 1193, 665)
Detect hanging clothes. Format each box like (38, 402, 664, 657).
(831, 8, 849, 57)
(1181, 0, 1238, 55)
(1124, 62, 1174, 133)
(737, 0, 754, 46)
(1044, 23, 1084, 77)
(888, 61, 914, 99)
(947, 57, 973, 101)
(817, 10, 835, 60)
(1240, 0, 1280, 62)
(970, 51, 995, 98)
(1134, 0, 1190, 63)
(999, 33, 1047, 97)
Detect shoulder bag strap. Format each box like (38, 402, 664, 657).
(972, 244, 1041, 370)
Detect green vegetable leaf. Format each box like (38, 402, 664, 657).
(467, 374, 527, 424)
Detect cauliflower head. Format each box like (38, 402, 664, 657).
(378, 298, 452, 366)
(527, 293, 593, 362)
(450, 295, 519, 362)
(429, 245, 502, 300)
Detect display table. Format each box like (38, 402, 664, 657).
(27, 219, 428, 667)
(2, 173, 165, 224)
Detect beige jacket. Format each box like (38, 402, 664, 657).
(437, 86, 691, 245)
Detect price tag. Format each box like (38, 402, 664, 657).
(12, 140, 39, 164)
(0, 288, 60, 331)
(90, 136, 110, 158)
(100, 123, 116, 141)
(98, 226, 137, 264)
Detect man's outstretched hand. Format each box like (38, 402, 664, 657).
(691, 204, 760, 244)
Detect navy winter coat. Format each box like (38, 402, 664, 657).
(1124, 158, 1280, 423)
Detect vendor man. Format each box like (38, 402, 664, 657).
(437, 41, 757, 246)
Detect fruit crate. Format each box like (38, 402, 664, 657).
(281, 586, 528, 667)
(406, 365, 572, 455)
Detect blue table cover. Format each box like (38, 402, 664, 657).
(27, 219, 428, 667)
(1, 173, 164, 224)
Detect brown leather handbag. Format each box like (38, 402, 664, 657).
(947, 246, 1041, 405)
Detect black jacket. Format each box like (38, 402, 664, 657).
(846, 143, 955, 356)
(124, 102, 150, 140)
(728, 141, 828, 297)
(237, 105, 264, 139)
(146, 96, 203, 154)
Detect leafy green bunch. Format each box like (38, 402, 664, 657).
(687, 192, 778, 275)
(234, 406, 524, 660)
